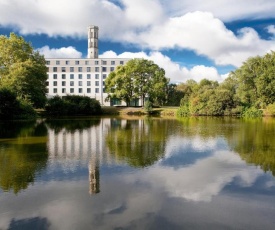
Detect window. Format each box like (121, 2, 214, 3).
(46, 81, 49, 86)
(87, 88, 91, 93)
(62, 81, 66, 86)
(102, 67, 107, 72)
(56, 60, 60, 65)
(62, 88, 66, 93)
(95, 60, 99, 65)
(95, 81, 99, 86)
(46, 89, 49, 93)
(62, 67, 66, 72)
(78, 74, 82, 79)
(46, 61, 50, 65)
(85, 60, 89, 65)
(70, 74, 74, 79)
(53, 81, 57, 86)
(79, 81, 82, 86)
(120, 61, 124, 65)
(47, 67, 49, 72)
(70, 67, 74, 72)
(95, 67, 99, 72)
(87, 67, 91, 72)
(87, 74, 91, 79)
(62, 74, 66, 79)
(75, 60, 79, 65)
(87, 81, 91, 86)
(103, 74, 107, 79)
(70, 88, 74, 93)
(78, 67, 82, 72)
(66, 60, 70, 65)
(53, 74, 57, 79)
(95, 74, 99, 79)
(70, 81, 74, 86)
(53, 67, 57, 72)
(110, 67, 115, 72)
(53, 88, 57, 93)
(79, 88, 83, 93)
(103, 81, 105, 86)
(111, 61, 115, 65)
(102, 60, 107, 65)
(95, 88, 99, 93)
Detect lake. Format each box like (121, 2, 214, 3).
(0, 117, 275, 230)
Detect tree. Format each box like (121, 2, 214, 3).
(0, 33, 48, 108)
(105, 58, 169, 106)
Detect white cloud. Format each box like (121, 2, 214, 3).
(266, 25, 275, 37)
(100, 50, 226, 82)
(162, 0, 275, 22)
(37, 46, 82, 58)
(3, 1, 275, 69)
(133, 12, 275, 67)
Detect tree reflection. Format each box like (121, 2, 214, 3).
(45, 118, 101, 133)
(106, 118, 171, 167)
(178, 117, 275, 176)
(229, 118, 275, 176)
(0, 122, 48, 194)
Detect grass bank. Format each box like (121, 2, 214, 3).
(101, 106, 178, 117)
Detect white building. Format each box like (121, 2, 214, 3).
(46, 26, 131, 106)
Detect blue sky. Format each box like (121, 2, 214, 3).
(1, 0, 275, 83)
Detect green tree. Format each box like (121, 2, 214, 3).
(165, 83, 185, 106)
(105, 58, 169, 106)
(0, 33, 48, 108)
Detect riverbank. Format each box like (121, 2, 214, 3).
(101, 106, 178, 117)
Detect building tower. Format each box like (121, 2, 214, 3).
(87, 25, 99, 59)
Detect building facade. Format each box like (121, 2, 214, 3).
(46, 26, 131, 106)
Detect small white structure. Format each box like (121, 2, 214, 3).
(46, 26, 131, 106)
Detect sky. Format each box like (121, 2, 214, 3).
(1, 0, 275, 83)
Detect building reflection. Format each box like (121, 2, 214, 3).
(46, 118, 169, 194)
(46, 119, 112, 195)
(89, 157, 100, 194)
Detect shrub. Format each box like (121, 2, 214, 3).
(45, 95, 102, 116)
(265, 103, 275, 116)
(144, 100, 153, 113)
(0, 88, 36, 120)
(241, 106, 263, 118)
(177, 105, 190, 117)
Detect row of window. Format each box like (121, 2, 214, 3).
(50, 66, 115, 73)
(49, 88, 102, 94)
(46, 60, 124, 66)
(49, 73, 107, 80)
(48, 81, 104, 87)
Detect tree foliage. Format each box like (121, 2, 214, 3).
(177, 51, 275, 117)
(105, 58, 169, 106)
(0, 33, 48, 108)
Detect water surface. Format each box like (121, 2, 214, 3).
(0, 117, 275, 229)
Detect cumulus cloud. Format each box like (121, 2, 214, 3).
(1, 1, 275, 67)
(266, 25, 275, 38)
(163, 0, 275, 22)
(100, 50, 225, 82)
(37, 46, 82, 58)
(133, 12, 275, 67)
